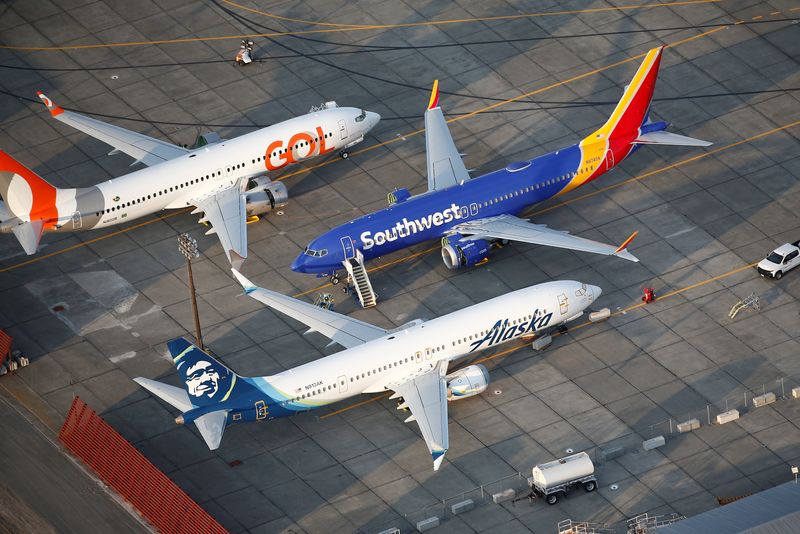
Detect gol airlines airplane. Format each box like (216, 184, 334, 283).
(135, 269, 601, 470)
(0, 96, 379, 267)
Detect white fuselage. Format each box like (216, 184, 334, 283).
(258, 281, 600, 409)
(71, 107, 376, 229)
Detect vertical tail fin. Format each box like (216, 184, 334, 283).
(600, 47, 664, 138)
(0, 151, 63, 254)
(0, 150, 60, 222)
(134, 338, 242, 450)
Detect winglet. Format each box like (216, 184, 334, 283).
(36, 91, 64, 117)
(614, 230, 638, 254)
(427, 80, 440, 110)
(231, 268, 257, 294)
(432, 449, 446, 471)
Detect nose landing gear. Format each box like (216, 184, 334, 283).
(339, 150, 349, 159)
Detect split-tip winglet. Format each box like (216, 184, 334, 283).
(36, 91, 64, 117)
(427, 80, 440, 110)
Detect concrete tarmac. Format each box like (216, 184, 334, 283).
(0, 393, 147, 534)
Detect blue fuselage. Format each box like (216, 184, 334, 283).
(291, 134, 646, 275)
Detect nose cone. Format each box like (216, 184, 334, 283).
(290, 253, 307, 273)
(588, 284, 602, 302)
(365, 111, 380, 131)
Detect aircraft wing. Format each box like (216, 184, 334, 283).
(452, 214, 640, 262)
(37, 92, 188, 167)
(232, 269, 388, 349)
(191, 183, 248, 269)
(425, 81, 470, 191)
(389, 361, 450, 471)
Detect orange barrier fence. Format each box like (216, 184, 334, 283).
(59, 396, 228, 534)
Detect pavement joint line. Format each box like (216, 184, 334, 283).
(223, 0, 723, 30)
(0, 208, 192, 273)
(0, 0, 724, 51)
(0, 388, 154, 532)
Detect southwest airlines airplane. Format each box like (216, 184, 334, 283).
(0, 96, 379, 267)
(135, 270, 601, 470)
(291, 47, 710, 301)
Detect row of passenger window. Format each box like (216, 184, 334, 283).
(480, 173, 576, 209)
(451, 313, 536, 346)
(281, 343, 450, 404)
(96, 171, 225, 217)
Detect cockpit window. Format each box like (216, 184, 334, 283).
(355, 110, 366, 122)
(304, 247, 328, 257)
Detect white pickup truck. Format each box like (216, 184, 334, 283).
(757, 240, 800, 279)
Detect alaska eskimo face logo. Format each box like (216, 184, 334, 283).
(177, 356, 232, 403)
(185, 360, 224, 399)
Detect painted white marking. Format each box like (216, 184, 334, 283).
(665, 226, 696, 239)
(109, 351, 137, 363)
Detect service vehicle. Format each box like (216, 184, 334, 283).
(527, 452, 597, 505)
(757, 240, 800, 279)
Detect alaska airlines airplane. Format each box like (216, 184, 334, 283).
(135, 270, 601, 470)
(0, 96, 379, 267)
(291, 47, 710, 303)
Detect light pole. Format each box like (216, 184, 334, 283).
(178, 233, 203, 351)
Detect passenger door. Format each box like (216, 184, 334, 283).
(338, 119, 348, 141)
(341, 236, 355, 260)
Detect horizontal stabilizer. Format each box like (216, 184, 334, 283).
(11, 219, 44, 255)
(134, 377, 228, 450)
(634, 131, 712, 147)
(134, 377, 192, 412)
(194, 410, 228, 450)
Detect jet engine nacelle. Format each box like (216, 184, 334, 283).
(245, 177, 289, 216)
(441, 235, 490, 269)
(446, 364, 489, 401)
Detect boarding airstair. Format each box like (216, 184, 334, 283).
(557, 519, 615, 534)
(343, 248, 377, 308)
